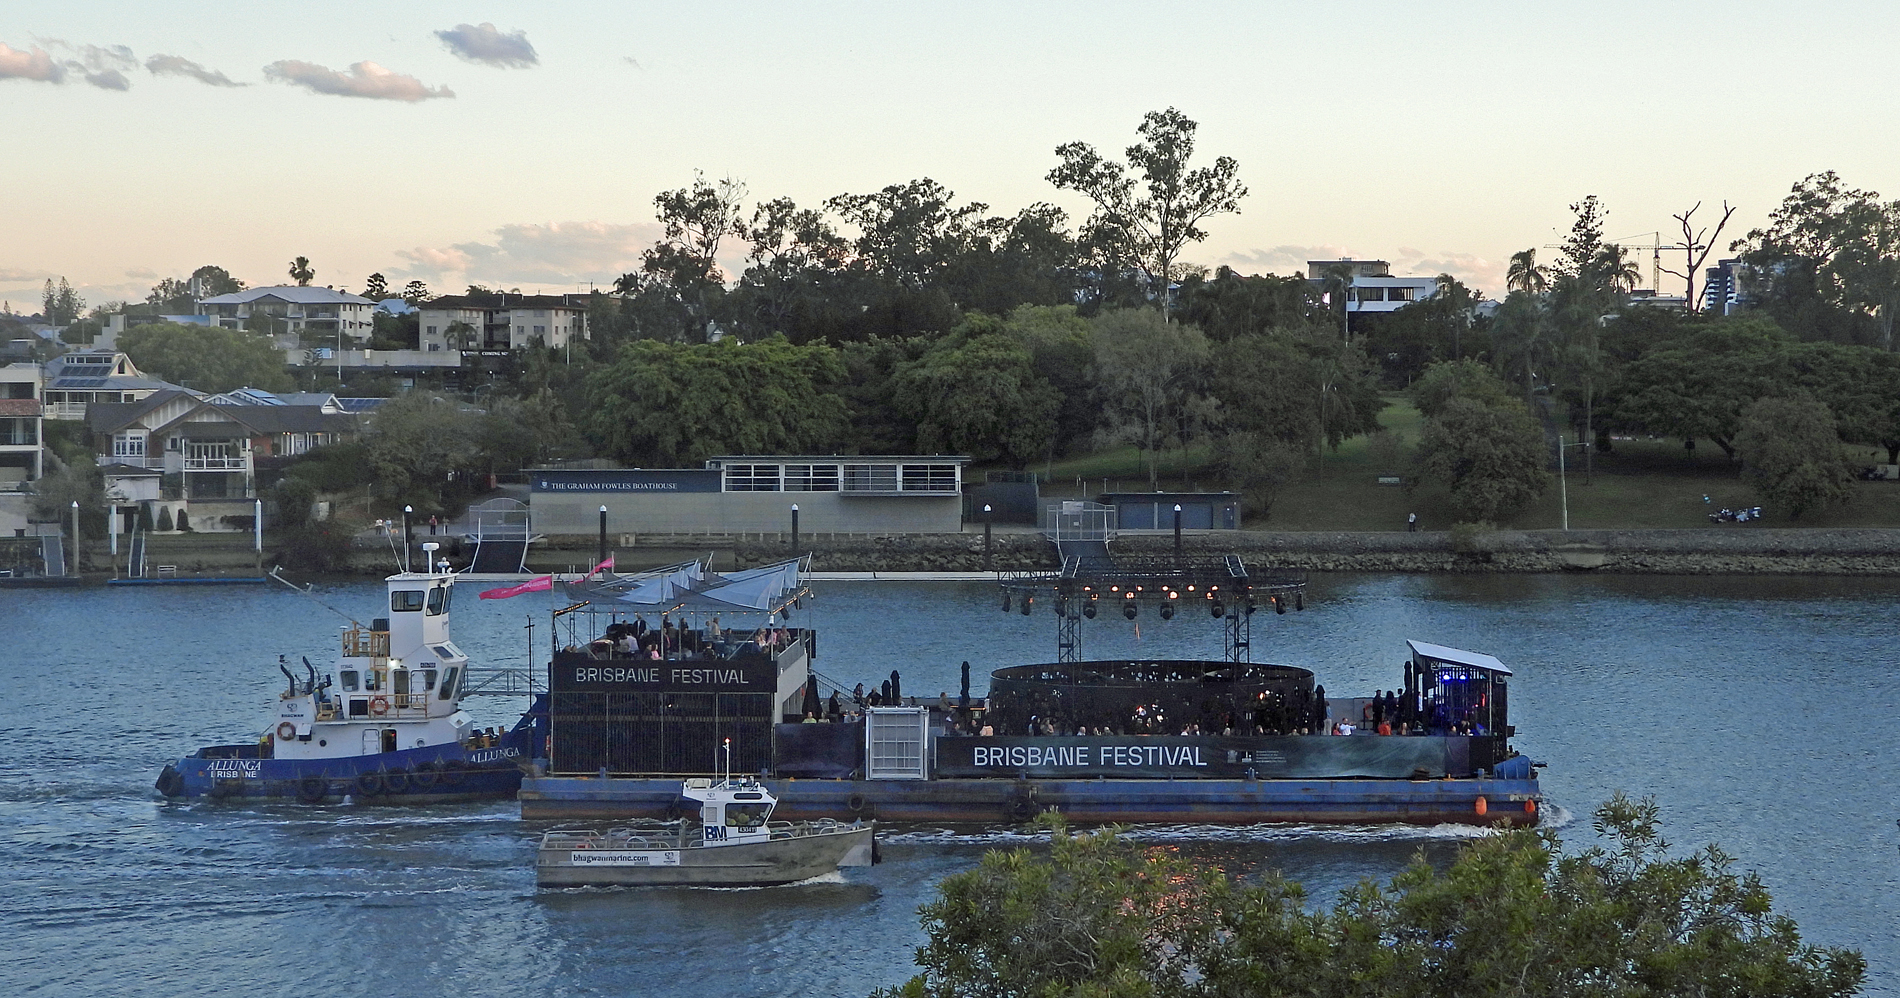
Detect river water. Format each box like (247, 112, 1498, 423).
(3, 573, 1897, 997)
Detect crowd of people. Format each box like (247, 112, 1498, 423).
(573, 616, 799, 662)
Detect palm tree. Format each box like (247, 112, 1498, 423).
(1488, 292, 1554, 404)
(1589, 246, 1642, 295)
(1506, 249, 1549, 295)
(1320, 262, 1356, 345)
(288, 256, 314, 287)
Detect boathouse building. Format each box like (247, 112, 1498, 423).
(529, 455, 969, 535)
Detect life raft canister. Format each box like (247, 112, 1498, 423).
(276, 722, 297, 741)
(1474, 796, 1488, 817)
(369, 696, 391, 716)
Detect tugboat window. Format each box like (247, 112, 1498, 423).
(426, 586, 445, 615)
(421, 669, 438, 691)
(340, 670, 359, 692)
(439, 666, 459, 700)
(391, 590, 424, 612)
(726, 803, 771, 827)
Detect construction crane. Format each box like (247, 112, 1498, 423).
(1543, 231, 1705, 296)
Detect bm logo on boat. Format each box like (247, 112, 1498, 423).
(971, 744, 1206, 769)
(206, 759, 263, 778)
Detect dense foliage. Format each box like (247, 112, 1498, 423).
(118, 321, 293, 394)
(877, 795, 1865, 998)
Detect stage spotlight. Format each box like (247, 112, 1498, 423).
(1210, 600, 1224, 618)
(1159, 602, 1176, 620)
(1245, 600, 1257, 616)
(1054, 599, 1066, 617)
(1274, 596, 1287, 615)
(1082, 601, 1098, 619)
(1021, 596, 1033, 616)
(1002, 593, 1011, 613)
(1295, 593, 1305, 612)
(1122, 602, 1138, 621)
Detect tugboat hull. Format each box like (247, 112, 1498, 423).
(156, 741, 526, 804)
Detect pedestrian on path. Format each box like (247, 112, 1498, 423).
(429, 515, 439, 535)
(1406, 512, 1418, 532)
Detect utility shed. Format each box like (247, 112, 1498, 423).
(1095, 492, 1242, 531)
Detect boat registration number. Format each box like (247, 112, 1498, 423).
(567, 850, 681, 867)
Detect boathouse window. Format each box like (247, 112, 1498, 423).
(782, 464, 840, 492)
(426, 585, 446, 615)
(340, 670, 359, 692)
(723, 464, 780, 491)
(438, 666, 460, 700)
(391, 590, 424, 612)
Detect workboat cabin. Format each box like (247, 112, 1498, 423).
(156, 542, 541, 803)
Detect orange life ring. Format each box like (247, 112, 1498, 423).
(1524, 798, 1537, 815)
(275, 722, 297, 740)
(369, 696, 391, 716)
(1474, 796, 1488, 817)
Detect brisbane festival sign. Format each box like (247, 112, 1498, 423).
(550, 657, 776, 694)
(936, 735, 1461, 780)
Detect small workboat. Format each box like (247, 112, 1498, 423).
(153, 543, 547, 803)
(536, 769, 876, 888)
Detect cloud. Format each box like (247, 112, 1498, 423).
(395, 220, 666, 288)
(263, 59, 453, 101)
(435, 22, 537, 68)
(124, 268, 158, 279)
(146, 53, 244, 87)
(0, 42, 62, 83)
(621, 56, 643, 70)
(0, 267, 51, 282)
(1218, 244, 1350, 277)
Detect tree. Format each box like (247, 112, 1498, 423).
(41, 277, 83, 325)
(1506, 248, 1549, 295)
(1318, 262, 1355, 343)
(1734, 394, 1852, 518)
(29, 456, 106, 542)
(1091, 308, 1210, 488)
(882, 798, 1864, 998)
(1607, 316, 1790, 458)
(1210, 331, 1381, 455)
(1415, 394, 1550, 522)
(288, 256, 314, 287)
(1487, 291, 1555, 403)
(583, 338, 847, 466)
(1656, 200, 1737, 311)
(360, 392, 482, 509)
(1048, 108, 1247, 318)
(118, 322, 294, 393)
(1215, 431, 1304, 519)
(890, 323, 1058, 467)
(1733, 172, 1885, 347)
(362, 272, 388, 300)
(190, 265, 244, 297)
(999, 305, 1099, 458)
(1410, 359, 1519, 420)
(444, 320, 478, 351)
(401, 280, 430, 304)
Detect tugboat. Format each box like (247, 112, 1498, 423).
(536, 746, 876, 887)
(154, 543, 548, 803)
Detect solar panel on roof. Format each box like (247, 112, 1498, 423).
(53, 378, 108, 388)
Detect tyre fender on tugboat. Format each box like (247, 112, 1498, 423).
(298, 777, 327, 803)
(384, 769, 411, 794)
(355, 770, 387, 796)
(155, 765, 183, 797)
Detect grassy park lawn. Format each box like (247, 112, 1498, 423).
(1012, 398, 1900, 531)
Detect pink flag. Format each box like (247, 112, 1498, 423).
(479, 575, 553, 600)
(581, 555, 614, 581)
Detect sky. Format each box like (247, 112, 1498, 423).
(6, 1, 1900, 312)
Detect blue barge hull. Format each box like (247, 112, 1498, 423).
(520, 772, 1541, 827)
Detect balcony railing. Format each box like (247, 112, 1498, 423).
(44, 402, 88, 420)
(182, 456, 248, 470)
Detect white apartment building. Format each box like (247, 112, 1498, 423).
(416, 293, 590, 353)
(1305, 260, 1442, 315)
(197, 286, 378, 341)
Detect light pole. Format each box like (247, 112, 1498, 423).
(1557, 434, 1590, 531)
(790, 503, 799, 552)
(982, 504, 992, 572)
(69, 500, 79, 577)
(1173, 503, 1183, 560)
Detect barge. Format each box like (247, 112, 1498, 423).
(516, 555, 1543, 827)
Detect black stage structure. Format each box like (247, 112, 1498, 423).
(999, 553, 1308, 663)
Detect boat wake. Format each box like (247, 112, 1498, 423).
(883, 806, 1575, 847)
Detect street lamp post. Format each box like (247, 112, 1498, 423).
(1557, 434, 1591, 531)
(1173, 503, 1184, 560)
(790, 504, 799, 552)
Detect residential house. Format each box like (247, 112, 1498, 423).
(1306, 260, 1442, 316)
(97, 311, 211, 351)
(197, 285, 378, 342)
(88, 391, 361, 533)
(40, 351, 195, 421)
(417, 292, 590, 353)
(0, 362, 44, 490)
